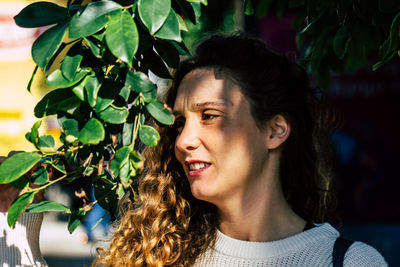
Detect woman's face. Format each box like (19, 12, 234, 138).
(173, 68, 271, 205)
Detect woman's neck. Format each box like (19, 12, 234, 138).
(216, 177, 306, 242)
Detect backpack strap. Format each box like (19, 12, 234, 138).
(332, 237, 354, 267)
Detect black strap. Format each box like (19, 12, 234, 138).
(303, 222, 315, 231)
(332, 237, 354, 267)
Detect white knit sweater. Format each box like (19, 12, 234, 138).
(0, 212, 47, 267)
(193, 223, 387, 267)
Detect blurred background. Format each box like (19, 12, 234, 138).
(1, 0, 399, 266)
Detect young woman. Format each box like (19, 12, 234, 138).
(94, 34, 387, 266)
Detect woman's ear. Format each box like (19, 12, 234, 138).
(266, 114, 291, 150)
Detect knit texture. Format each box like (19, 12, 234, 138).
(193, 223, 387, 267)
(0, 212, 47, 267)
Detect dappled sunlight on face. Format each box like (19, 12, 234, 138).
(173, 68, 270, 206)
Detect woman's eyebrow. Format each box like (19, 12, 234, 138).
(192, 101, 228, 109)
(173, 101, 228, 115)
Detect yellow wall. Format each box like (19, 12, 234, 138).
(0, 0, 64, 156)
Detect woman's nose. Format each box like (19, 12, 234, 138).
(175, 122, 201, 152)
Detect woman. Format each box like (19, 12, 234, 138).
(94, 34, 387, 266)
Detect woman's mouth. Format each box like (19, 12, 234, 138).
(186, 161, 211, 176)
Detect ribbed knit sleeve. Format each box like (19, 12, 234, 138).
(0, 212, 47, 267)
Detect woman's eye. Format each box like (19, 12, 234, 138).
(202, 112, 218, 121)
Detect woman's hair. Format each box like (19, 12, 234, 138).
(93, 33, 335, 266)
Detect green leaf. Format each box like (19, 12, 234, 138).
(146, 100, 174, 125)
(0, 152, 41, 184)
(34, 88, 81, 118)
(346, 37, 367, 72)
(177, 14, 188, 31)
(84, 37, 102, 58)
(154, 9, 181, 42)
(49, 160, 66, 174)
(32, 23, 69, 70)
(122, 120, 133, 146)
(333, 25, 351, 60)
(110, 146, 130, 178)
(27, 65, 39, 93)
(30, 120, 42, 150)
(10, 176, 29, 190)
(26, 201, 70, 213)
(169, 40, 191, 56)
(7, 192, 35, 227)
(71, 76, 87, 101)
(98, 104, 129, 124)
(186, 0, 208, 5)
(139, 125, 160, 146)
(95, 83, 120, 113)
(244, 0, 254, 15)
(105, 10, 139, 66)
(68, 209, 86, 233)
(14, 2, 69, 28)
(62, 118, 79, 143)
(94, 179, 118, 216)
(61, 42, 84, 81)
(69, 1, 122, 38)
(78, 118, 105, 145)
(31, 166, 49, 185)
(191, 3, 201, 20)
(39, 135, 56, 152)
(84, 74, 101, 107)
(125, 71, 156, 98)
(138, 0, 171, 34)
(378, 12, 400, 60)
(46, 68, 89, 88)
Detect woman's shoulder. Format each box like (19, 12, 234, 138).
(344, 241, 388, 267)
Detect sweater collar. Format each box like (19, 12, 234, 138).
(213, 223, 339, 259)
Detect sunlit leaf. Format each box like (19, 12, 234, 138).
(39, 135, 56, 152)
(61, 42, 84, 81)
(31, 166, 49, 185)
(30, 120, 42, 150)
(139, 125, 160, 146)
(46, 68, 89, 88)
(32, 23, 68, 70)
(105, 10, 139, 66)
(7, 192, 35, 227)
(146, 99, 174, 125)
(69, 1, 122, 38)
(138, 0, 171, 34)
(97, 105, 129, 124)
(26, 201, 71, 213)
(0, 152, 41, 184)
(78, 118, 105, 145)
(125, 71, 156, 98)
(154, 9, 181, 42)
(84, 74, 101, 107)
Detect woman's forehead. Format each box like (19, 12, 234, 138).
(173, 69, 241, 111)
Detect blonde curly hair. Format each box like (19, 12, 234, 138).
(93, 125, 217, 267)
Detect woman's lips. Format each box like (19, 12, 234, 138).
(185, 160, 211, 177)
(188, 164, 211, 176)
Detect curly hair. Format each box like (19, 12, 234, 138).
(93, 33, 336, 266)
